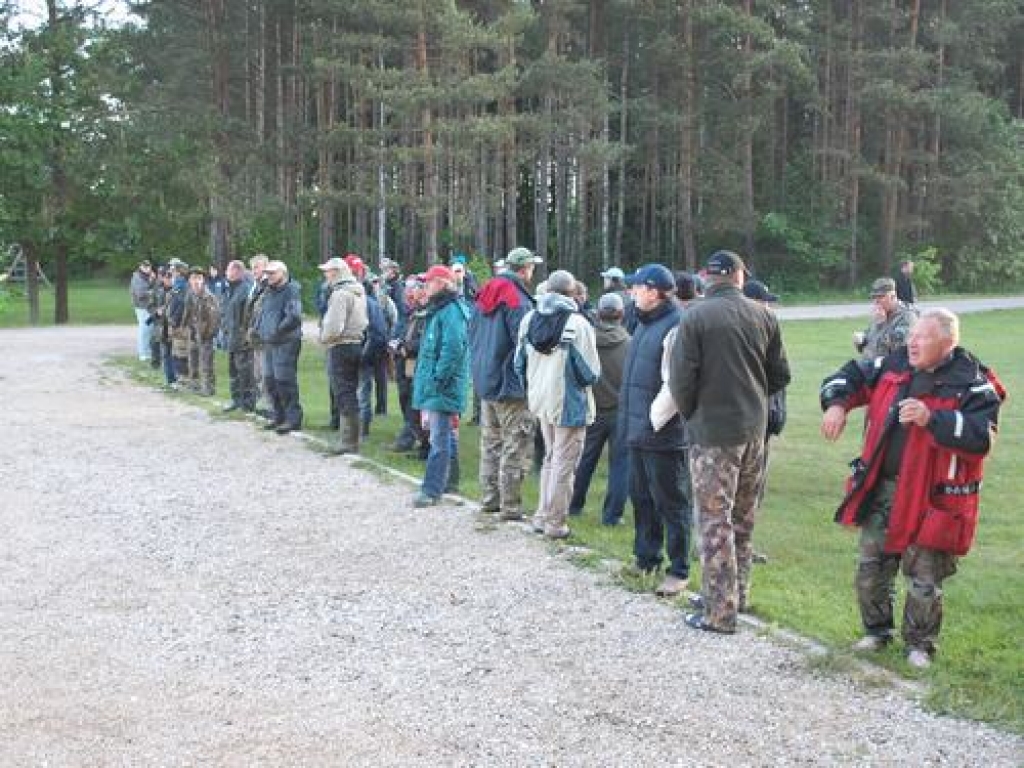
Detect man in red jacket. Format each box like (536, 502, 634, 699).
(820, 308, 1005, 668)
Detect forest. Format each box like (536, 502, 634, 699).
(2, 1, 1024, 321)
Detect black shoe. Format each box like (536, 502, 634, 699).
(222, 402, 240, 413)
(263, 422, 281, 431)
(276, 423, 299, 435)
(684, 612, 735, 635)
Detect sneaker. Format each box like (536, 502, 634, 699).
(412, 492, 440, 508)
(655, 575, 689, 598)
(544, 525, 571, 540)
(851, 635, 889, 653)
(907, 648, 932, 669)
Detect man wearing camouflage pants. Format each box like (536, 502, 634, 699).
(183, 266, 221, 396)
(468, 247, 543, 521)
(669, 250, 790, 634)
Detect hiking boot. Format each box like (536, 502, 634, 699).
(655, 575, 689, 598)
(907, 648, 932, 669)
(851, 635, 890, 653)
(684, 612, 736, 635)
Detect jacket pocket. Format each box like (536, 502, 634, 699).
(914, 501, 978, 556)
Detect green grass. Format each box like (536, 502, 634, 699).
(34, 278, 1021, 734)
(0, 280, 134, 327)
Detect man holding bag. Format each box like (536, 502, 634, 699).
(820, 309, 1005, 668)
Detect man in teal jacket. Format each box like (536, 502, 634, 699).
(412, 264, 472, 507)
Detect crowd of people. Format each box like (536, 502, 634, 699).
(128, 247, 1004, 667)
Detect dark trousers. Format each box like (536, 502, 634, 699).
(373, 354, 388, 414)
(228, 347, 257, 409)
(263, 339, 303, 428)
(327, 343, 362, 416)
(630, 447, 693, 579)
(394, 359, 427, 448)
(161, 340, 176, 384)
(569, 409, 629, 524)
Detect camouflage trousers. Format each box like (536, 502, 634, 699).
(857, 479, 957, 653)
(532, 421, 586, 535)
(690, 439, 766, 632)
(479, 399, 535, 519)
(188, 338, 216, 395)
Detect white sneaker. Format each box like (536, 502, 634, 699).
(907, 649, 932, 669)
(852, 635, 888, 652)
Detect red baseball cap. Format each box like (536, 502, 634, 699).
(343, 253, 366, 277)
(423, 264, 455, 283)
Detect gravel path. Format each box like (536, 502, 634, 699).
(1, 326, 1021, 767)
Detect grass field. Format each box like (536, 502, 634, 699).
(5, 281, 1021, 733)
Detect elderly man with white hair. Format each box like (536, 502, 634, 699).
(253, 259, 304, 434)
(821, 308, 1005, 668)
(515, 269, 600, 539)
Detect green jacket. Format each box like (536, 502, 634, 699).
(412, 290, 472, 414)
(669, 282, 790, 446)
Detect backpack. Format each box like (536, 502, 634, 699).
(362, 293, 388, 364)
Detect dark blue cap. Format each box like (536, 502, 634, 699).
(624, 263, 675, 291)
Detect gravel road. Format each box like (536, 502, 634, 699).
(1, 326, 1021, 767)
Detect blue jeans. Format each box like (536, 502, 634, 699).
(421, 410, 457, 499)
(630, 447, 692, 579)
(569, 409, 629, 524)
(161, 339, 176, 384)
(358, 361, 374, 426)
(134, 307, 152, 360)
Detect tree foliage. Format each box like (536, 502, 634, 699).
(2, 0, 1024, 320)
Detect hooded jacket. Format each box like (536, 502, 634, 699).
(593, 319, 630, 412)
(319, 266, 368, 347)
(412, 290, 472, 414)
(821, 347, 1005, 556)
(515, 293, 600, 428)
(468, 272, 535, 401)
(222, 274, 255, 351)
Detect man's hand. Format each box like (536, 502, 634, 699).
(898, 398, 931, 428)
(821, 404, 848, 442)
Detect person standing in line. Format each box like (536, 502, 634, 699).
(515, 269, 600, 540)
(468, 246, 543, 522)
(854, 277, 917, 360)
(390, 274, 430, 456)
(820, 309, 1004, 668)
(129, 260, 155, 362)
(254, 260, 304, 434)
(221, 259, 258, 412)
(670, 250, 791, 633)
(247, 255, 270, 415)
(182, 266, 221, 396)
(895, 259, 917, 307)
(411, 265, 472, 507)
(318, 257, 368, 455)
(619, 264, 691, 597)
(165, 259, 191, 388)
(568, 292, 631, 526)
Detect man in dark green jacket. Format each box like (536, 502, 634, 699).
(669, 250, 790, 634)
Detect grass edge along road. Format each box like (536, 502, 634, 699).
(4, 284, 1020, 734)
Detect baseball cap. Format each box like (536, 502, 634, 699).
(343, 253, 366, 277)
(505, 247, 543, 267)
(600, 267, 625, 280)
(870, 277, 896, 297)
(705, 250, 746, 276)
(423, 264, 455, 283)
(597, 292, 625, 315)
(743, 279, 779, 303)
(624, 263, 675, 291)
(318, 257, 346, 271)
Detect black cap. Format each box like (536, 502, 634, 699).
(705, 250, 746, 276)
(743, 279, 779, 303)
